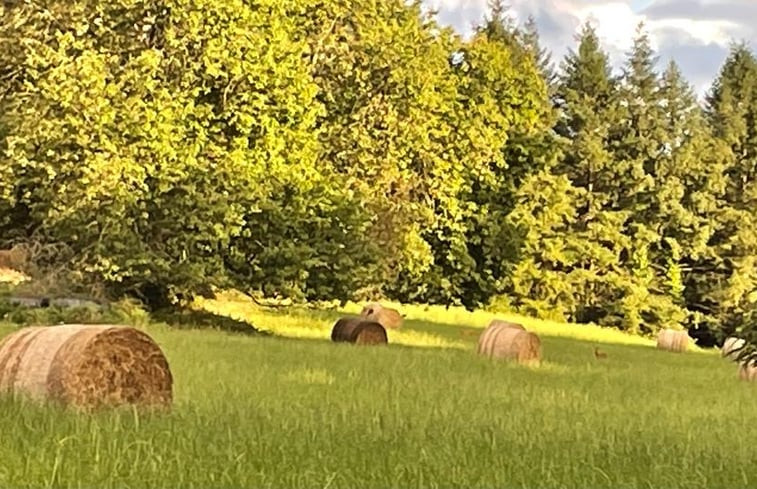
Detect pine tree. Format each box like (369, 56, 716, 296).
(702, 44, 757, 336)
(480, 0, 518, 45)
(655, 61, 726, 341)
(520, 15, 556, 89)
(543, 23, 631, 326)
(607, 23, 687, 333)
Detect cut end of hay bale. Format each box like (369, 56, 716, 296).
(360, 302, 403, 330)
(656, 329, 690, 353)
(477, 323, 541, 366)
(0, 325, 173, 410)
(331, 318, 388, 345)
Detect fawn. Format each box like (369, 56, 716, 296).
(594, 346, 608, 359)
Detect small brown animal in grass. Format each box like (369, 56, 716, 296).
(594, 347, 608, 360)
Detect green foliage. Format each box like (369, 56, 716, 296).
(1, 0, 322, 306)
(0, 297, 151, 327)
(1, 0, 757, 344)
(417, 8, 556, 309)
(702, 44, 757, 339)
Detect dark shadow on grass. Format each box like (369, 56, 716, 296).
(153, 309, 270, 337)
(185, 299, 723, 364)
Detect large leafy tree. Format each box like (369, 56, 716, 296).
(419, 2, 557, 309)
(298, 0, 467, 300)
(0, 0, 323, 306)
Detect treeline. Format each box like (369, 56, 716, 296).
(1, 0, 757, 343)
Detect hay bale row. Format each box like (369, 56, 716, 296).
(0, 324, 172, 410)
(331, 318, 388, 345)
(360, 302, 403, 330)
(656, 329, 690, 353)
(477, 319, 541, 365)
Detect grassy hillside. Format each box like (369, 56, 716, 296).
(0, 297, 755, 489)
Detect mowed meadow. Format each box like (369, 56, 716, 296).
(1, 296, 756, 489)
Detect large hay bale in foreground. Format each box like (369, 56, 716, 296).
(739, 362, 757, 382)
(0, 325, 172, 409)
(656, 329, 690, 353)
(360, 302, 403, 330)
(487, 319, 526, 331)
(331, 318, 388, 345)
(477, 323, 541, 365)
(722, 337, 746, 359)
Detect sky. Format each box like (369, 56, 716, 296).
(423, 0, 757, 96)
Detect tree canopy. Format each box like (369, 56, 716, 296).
(2, 1, 757, 351)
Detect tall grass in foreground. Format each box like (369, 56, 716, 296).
(0, 305, 755, 488)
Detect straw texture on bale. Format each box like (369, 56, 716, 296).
(360, 302, 403, 330)
(487, 319, 526, 331)
(739, 362, 757, 382)
(656, 329, 690, 353)
(331, 318, 388, 345)
(722, 337, 746, 359)
(0, 325, 173, 409)
(477, 323, 541, 365)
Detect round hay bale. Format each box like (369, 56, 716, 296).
(360, 302, 403, 330)
(722, 337, 746, 359)
(487, 319, 526, 331)
(0, 325, 172, 410)
(477, 323, 541, 365)
(656, 329, 690, 353)
(331, 318, 388, 345)
(739, 361, 757, 382)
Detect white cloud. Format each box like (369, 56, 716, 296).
(423, 0, 756, 95)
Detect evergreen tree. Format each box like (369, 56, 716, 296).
(608, 23, 686, 333)
(655, 61, 727, 341)
(480, 0, 518, 45)
(549, 23, 630, 326)
(520, 15, 557, 90)
(703, 44, 757, 336)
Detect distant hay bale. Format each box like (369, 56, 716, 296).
(0, 325, 173, 410)
(656, 329, 690, 353)
(477, 323, 541, 365)
(331, 318, 388, 346)
(739, 361, 757, 382)
(360, 302, 403, 330)
(722, 337, 746, 359)
(487, 319, 526, 331)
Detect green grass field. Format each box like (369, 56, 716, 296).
(1, 296, 756, 489)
